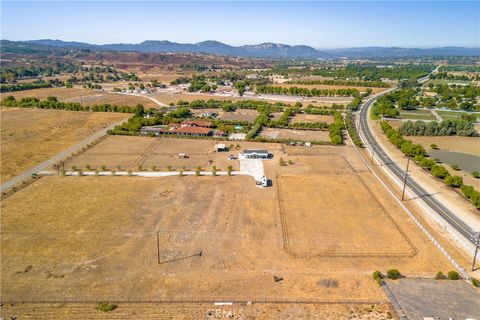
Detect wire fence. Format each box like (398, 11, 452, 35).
(2, 297, 388, 305)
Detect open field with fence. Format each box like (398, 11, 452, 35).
(0, 108, 128, 182)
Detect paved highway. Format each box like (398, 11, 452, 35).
(357, 92, 476, 245)
(0, 118, 128, 193)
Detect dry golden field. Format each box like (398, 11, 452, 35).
(0, 302, 394, 319)
(0, 108, 128, 182)
(1, 140, 466, 306)
(5, 87, 159, 108)
(260, 127, 331, 141)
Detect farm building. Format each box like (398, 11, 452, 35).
(243, 149, 270, 159)
(215, 143, 228, 152)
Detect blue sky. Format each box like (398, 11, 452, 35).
(1, 1, 479, 48)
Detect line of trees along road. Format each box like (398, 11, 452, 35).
(380, 121, 480, 209)
(256, 85, 359, 97)
(399, 120, 479, 137)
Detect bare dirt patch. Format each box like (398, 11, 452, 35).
(0, 108, 128, 182)
(290, 113, 334, 124)
(260, 127, 330, 141)
(278, 172, 415, 257)
(1, 141, 465, 304)
(66, 136, 280, 171)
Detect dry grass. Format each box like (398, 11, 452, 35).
(5, 87, 159, 108)
(278, 172, 415, 256)
(66, 136, 281, 172)
(260, 127, 330, 141)
(290, 114, 334, 124)
(1, 302, 394, 319)
(0, 108, 128, 182)
(1, 139, 466, 304)
(406, 136, 480, 156)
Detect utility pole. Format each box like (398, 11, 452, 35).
(401, 155, 411, 201)
(156, 231, 160, 264)
(472, 231, 480, 271)
(370, 145, 376, 165)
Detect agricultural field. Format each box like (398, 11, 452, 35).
(1, 142, 465, 304)
(65, 136, 281, 172)
(259, 127, 330, 141)
(0, 108, 128, 182)
(5, 87, 160, 108)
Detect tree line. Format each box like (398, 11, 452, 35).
(1, 95, 141, 114)
(286, 79, 390, 88)
(398, 120, 479, 137)
(0, 81, 52, 93)
(256, 85, 359, 97)
(381, 121, 480, 209)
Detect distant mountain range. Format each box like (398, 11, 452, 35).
(2, 39, 479, 58)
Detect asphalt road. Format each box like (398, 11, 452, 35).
(357, 92, 476, 245)
(0, 118, 127, 193)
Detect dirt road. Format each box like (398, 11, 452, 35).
(0, 118, 127, 193)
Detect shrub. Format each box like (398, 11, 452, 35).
(447, 271, 460, 280)
(435, 271, 446, 280)
(179, 170, 184, 177)
(444, 175, 463, 188)
(387, 269, 401, 280)
(167, 165, 172, 171)
(451, 164, 460, 171)
(128, 170, 132, 176)
(420, 158, 436, 171)
(373, 271, 383, 286)
(86, 164, 91, 170)
(195, 166, 201, 176)
(430, 143, 439, 150)
(472, 171, 480, 179)
(152, 166, 157, 171)
(227, 165, 233, 176)
(431, 165, 450, 179)
(101, 165, 107, 171)
(461, 185, 475, 198)
(96, 303, 118, 312)
(472, 278, 480, 288)
(279, 158, 287, 166)
(137, 165, 143, 171)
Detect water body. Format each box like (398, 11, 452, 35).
(429, 150, 480, 173)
